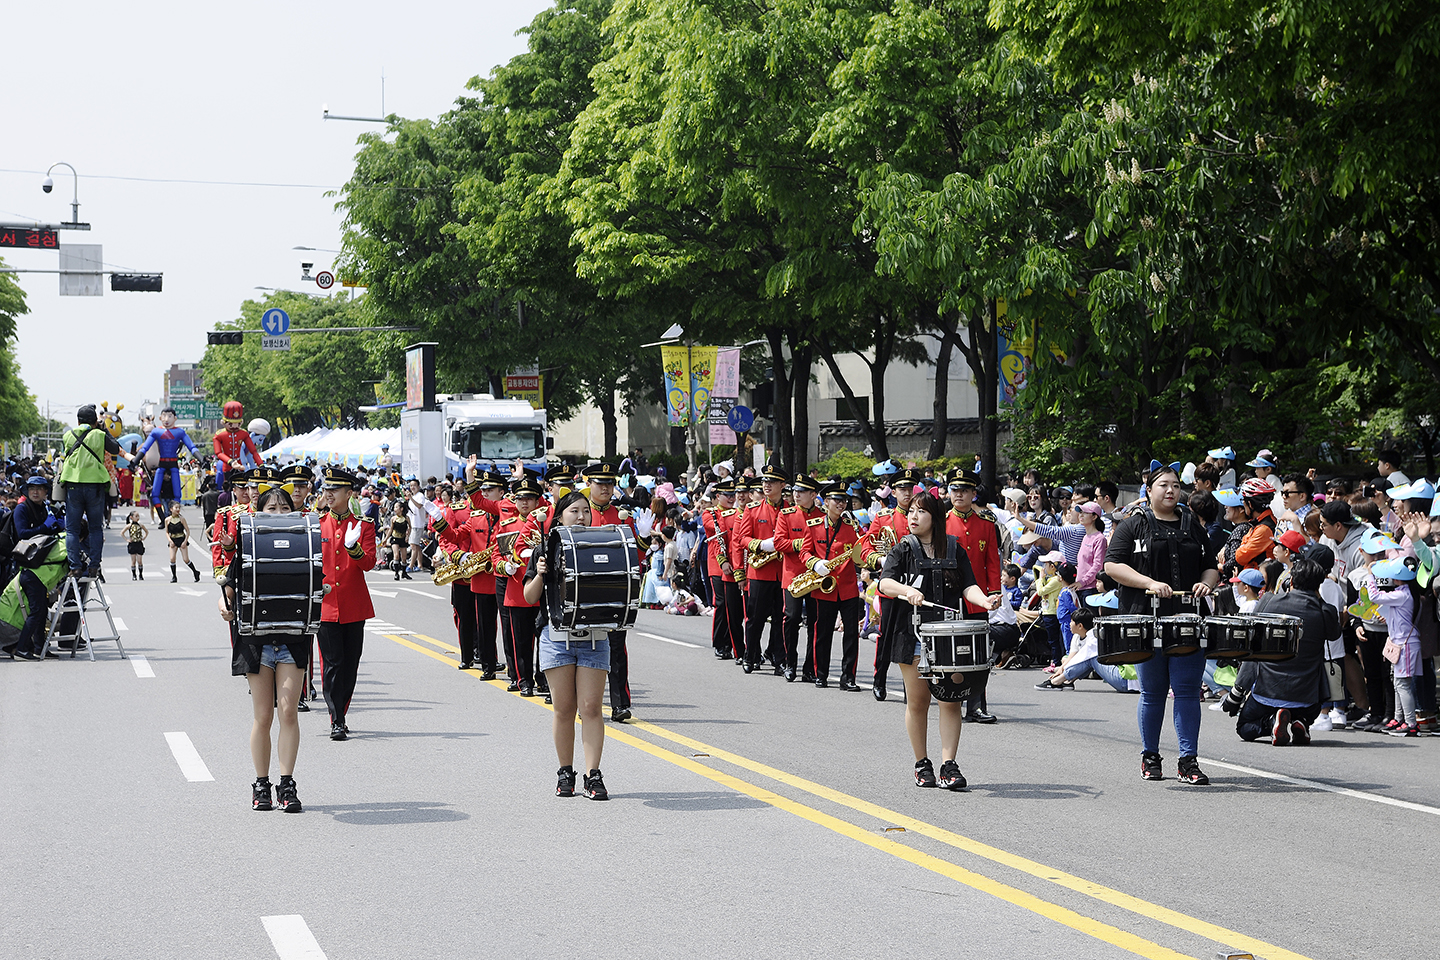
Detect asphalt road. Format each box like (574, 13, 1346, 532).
(2, 508, 1436, 960)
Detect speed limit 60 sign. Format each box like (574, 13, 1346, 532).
(315, 270, 335, 290)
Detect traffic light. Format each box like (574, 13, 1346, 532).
(111, 273, 163, 292)
(207, 331, 244, 345)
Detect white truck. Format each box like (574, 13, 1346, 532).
(401, 394, 549, 481)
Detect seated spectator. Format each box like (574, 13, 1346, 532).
(1221, 558, 1339, 743)
(1229, 568, 1263, 612)
(1034, 608, 1130, 692)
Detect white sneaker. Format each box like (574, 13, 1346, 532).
(1311, 712, 1334, 732)
(1328, 707, 1347, 727)
(1208, 701, 1225, 712)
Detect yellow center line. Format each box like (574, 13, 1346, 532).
(380, 633, 1308, 960)
(408, 632, 460, 655)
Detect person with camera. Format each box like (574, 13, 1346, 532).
(58, 404, 122, 579)
(8, 476, 63, 660)
(523, 491, 612, 800)
(1221, 557, 1340, 743)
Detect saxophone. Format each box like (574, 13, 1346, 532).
(748, 542, 782, 569)
(432, 550, 465, 586)
(788, 554, 851, 598)
(455, 545, 493, 580)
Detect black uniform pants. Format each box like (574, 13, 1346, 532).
(452, 581, 478, 663)
(609, 631, 630, 710)
(474, 589, 499, 669)
(710, 576, 733, 655)
(871, 596, 894, 687)
(743, 578, 783, 666)
(812, 596, 860, 682)
(498, 585, 515, 682)
(784, 591, 816, 673)
(1236, 696, 1322, 741)
(1359, 629, 1393, 719)
(506, 604, 536, 686)
(317, 620, 366, 725)
(720, 580, 745, 657)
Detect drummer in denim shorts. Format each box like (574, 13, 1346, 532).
(523, 491, 613, 801)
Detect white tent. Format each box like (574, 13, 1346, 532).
(263, 426, 399, 468)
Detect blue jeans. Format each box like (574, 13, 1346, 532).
(65, 482, 107, 572)
(1062, 655, 1129, 692)
(1135, 649, 1206, 757)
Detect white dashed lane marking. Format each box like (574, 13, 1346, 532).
(636, 631, 702, 649)
(262, 915, 328, 960)
(163, 732, 213, 782)
(130, 656, 154, 678)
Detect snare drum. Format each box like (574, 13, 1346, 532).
(1249, 613, 1301, 661)
(1202, 616, 1252, 660)
(545, 524, 644, 631)
(1156, 615, 1205, 656)
(1095, 615, 1157, 665)
(915, 617, 990, 679)
(235, 512, 324, 636)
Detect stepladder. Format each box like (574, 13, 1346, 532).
(42, 574, 125, 661)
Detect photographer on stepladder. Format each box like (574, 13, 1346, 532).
(4, 476, 64, 660)
(58, 404, 122, 580)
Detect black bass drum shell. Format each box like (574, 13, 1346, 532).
(236, 511, 324, 636)
(545, 524, 643, 631)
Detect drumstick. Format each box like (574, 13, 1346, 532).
(920, 600, 963, 614)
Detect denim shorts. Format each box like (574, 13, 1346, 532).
(538, 626, 610, 672)
(259, 643, 297, 670)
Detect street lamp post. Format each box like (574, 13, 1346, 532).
(43, 162, 83, 227)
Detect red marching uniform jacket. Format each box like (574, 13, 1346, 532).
(802, 514, 862, 602)
(703, 508, 738, 584)
(776, 504, 824, 590)
(463, 509, 498, 594)
(946, 508, 1001, 614)
(500, 506, 549, 608)
(211, 502, 251, 581)
(737, 499, 784, 583)
(321, 510, 376, 623)
(431, 498, 472, 560)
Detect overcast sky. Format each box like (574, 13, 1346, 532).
(3, 0, 551, 422)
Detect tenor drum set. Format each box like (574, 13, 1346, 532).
(1095, 592, 1300, 666)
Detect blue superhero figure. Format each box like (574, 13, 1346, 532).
(135, 406, 199, 515)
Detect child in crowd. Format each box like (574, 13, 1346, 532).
(1055, 562, 1079, 655)
(1230, 568, 1263, 612)
(1002, 564, 1024, 610)
(1035, 552, 1065, 670)
(1034, 608, 1130, 692)
(122, 510, 148, 580)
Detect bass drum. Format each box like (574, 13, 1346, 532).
(1249, 613, 1301, 662)
(236, 512, 324, 636)
(1096, 615, 1157, 665)
(545, 524, 643, 632)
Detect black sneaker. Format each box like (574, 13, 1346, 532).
(937, 760, 967, 791)
(1272, 708, 1292, 746)
(330, 723, 347, 741)
(252, 778, 273, 811)
(296, 699, 310, 713)
(1290, 720, 1311, 745)
(914, 758, 937, 788)
(611, 706, 631, 723)
(1141, 751, 1164, 781)
(277, 776, 303, 812)
(556, 765, 577, 797)
(1176, 756, 1209, 785)
(583, 769, 609, 801)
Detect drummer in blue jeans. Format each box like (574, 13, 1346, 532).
(1103, 463, 1220, 785)
(524, 491, 612, 802)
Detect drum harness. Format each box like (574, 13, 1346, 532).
(900, 534, 962, 676)
(1131, 505, 1204, 617)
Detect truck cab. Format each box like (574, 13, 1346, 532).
(440, 394, 548, 478)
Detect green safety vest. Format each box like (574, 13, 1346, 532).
(58, 426, 110, 485)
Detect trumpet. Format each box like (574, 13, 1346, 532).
(788, 554, 851, 598)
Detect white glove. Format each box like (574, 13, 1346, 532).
(344, 523, 362, 549)
(412, 492, 443, 520)
(632, 506, 655, 538)
(814, 560, 831, 576)
(760, 538, 776, 553)
(503, 561, 519, 577)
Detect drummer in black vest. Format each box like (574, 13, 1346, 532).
(218, 485, 308, 813)
(524, 490, 613, 800)
(1103, 461, 1219, 784)
(878, 491, 1001, 791)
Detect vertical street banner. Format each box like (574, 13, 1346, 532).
(661, 345, 691, 425)
(708, 347, 742, 443)
(688, 346, 718, 425)
(996, 298, 1032, 406)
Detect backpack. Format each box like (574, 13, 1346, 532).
(0, 509, 16, 558)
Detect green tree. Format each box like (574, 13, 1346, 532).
(0, 263, 43, 443)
